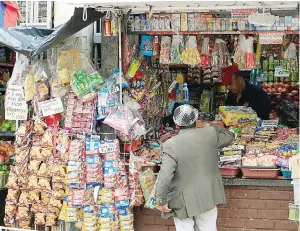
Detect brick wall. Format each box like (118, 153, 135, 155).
(134, 186, 298, 231)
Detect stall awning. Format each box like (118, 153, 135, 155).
(0, 7, 105, 58)
(0, 1, 19, 28)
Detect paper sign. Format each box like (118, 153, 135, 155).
(260, 33, 284, 44)
(231, 9, 256, 21)
(40, 97, 64, 117)
(275, 66, 289, 78)
(257, 74, 268, 82)
(5, 85, 28, 120)
(222, 145, 245, 151)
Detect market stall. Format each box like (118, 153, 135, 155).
(0, 1, 299, 231)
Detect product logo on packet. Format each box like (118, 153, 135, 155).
(238, 118, 249, 123)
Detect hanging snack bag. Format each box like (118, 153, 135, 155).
(140, 35, 154, 57)
(159, 36, 172, 65)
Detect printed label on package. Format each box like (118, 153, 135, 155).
(261, 120, 278, 127)
(40, 97, 64, 117)
(231, 9, 256, 21)
(5, 85, 28, 120)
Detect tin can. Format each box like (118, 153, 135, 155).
(104, 19, 112, 36)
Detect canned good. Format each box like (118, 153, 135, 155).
(263, 60, 269, 71)
(104, 19, 112, 36)
(269, 60, 274, 71)
(268, 71, 274, 82)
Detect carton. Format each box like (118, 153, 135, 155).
(219, 106, 257, 126)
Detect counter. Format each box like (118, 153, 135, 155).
(134, 178, 298, 231)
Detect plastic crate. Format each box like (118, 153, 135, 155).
(219, 167, 240, 177)
(281, 169, 292, 179)
(241, 167, 280, 179)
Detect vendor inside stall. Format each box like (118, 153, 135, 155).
(223, 65, 271, 120)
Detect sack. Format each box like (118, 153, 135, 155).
(276, 100, 299, 128)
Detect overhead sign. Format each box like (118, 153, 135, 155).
(5, 85, 28, 120)
(274, 66, 289, 78)
(39, 97, 64, 117)
(231, 9, 256, 21)
(260, 33, 284, 44)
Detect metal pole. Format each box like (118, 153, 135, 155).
(118, 15, 123, 104)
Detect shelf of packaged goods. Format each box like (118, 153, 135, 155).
(0, 62, 14, 67)
(133, 30, 299, 35)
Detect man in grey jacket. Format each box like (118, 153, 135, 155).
(156, 105, 235, 231)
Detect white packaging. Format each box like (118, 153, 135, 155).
(171, 14, 180, 31)
(292, 179, 300, 205)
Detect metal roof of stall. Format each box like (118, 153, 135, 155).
(64, 0, 299, 13)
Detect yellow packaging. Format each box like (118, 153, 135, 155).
(219, 106, 257, 126)
(181, 13, 188, 31)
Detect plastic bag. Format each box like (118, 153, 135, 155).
(139, 169, 156, 204)
(104, 106, 135, 135)
(159, 36, 172, 65)
(181, 36, 200, 65)
(284, 42, 297, 60)
(140, 35, 154, 57)
(276, 100, 299, 128)
(170, 35, 183, 64)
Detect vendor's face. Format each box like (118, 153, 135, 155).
(228, 75, 242, 95)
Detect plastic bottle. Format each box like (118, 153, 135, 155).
(183, 82, 189, 101)
(175, 71, 184, 100)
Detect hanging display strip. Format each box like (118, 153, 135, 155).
(137, 30, 299, 35)
(259, 32, 285, 44)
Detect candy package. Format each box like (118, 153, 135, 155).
(159, 36, 171, 64)
(139, 169, 156, 205)
(140, 35, 154, 56)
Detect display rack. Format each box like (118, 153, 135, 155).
(134, 30, 299, 35)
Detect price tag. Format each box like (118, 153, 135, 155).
(5, 85, 28, 120)
(91, 135, 100, 139)
(222, 145, 245, 151)
(219, 155, 241, 162)
(39, 97, 64, 117)
(274, 66, 289, 78)
(99, 143, 108, 153)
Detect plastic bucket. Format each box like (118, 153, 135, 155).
(292, 179, 300, 205)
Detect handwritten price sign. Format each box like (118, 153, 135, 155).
(39, 98, 64, 117)
(5, 85, 28, 120)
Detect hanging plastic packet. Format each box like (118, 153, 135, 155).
(159, 36, 172, 65)
(140, 35, 154, 57)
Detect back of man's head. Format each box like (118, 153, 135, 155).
(173, 104, 198, 129)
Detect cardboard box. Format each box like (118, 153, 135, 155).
(219, 106, 257, 126)
(291, 155, 300, 179)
